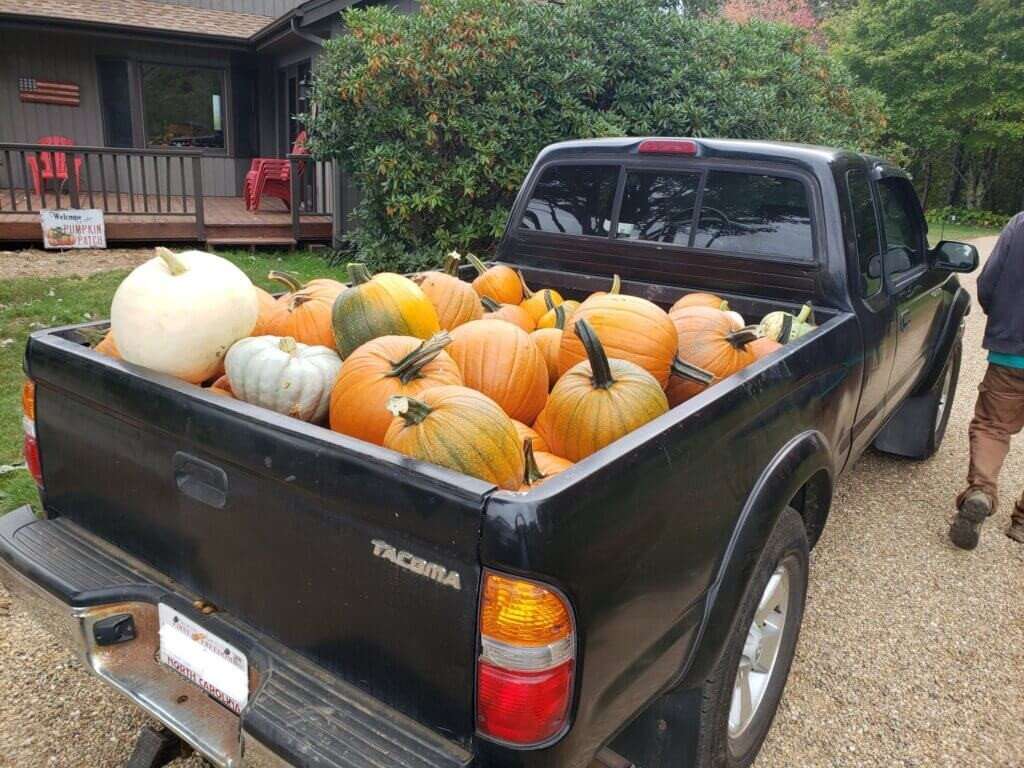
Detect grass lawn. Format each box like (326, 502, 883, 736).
(1, 250, 350, 516)
(928, 223, 1001, 246)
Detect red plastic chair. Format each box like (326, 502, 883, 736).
(245, 131, 308, 211)
(26, 136, 83, 197)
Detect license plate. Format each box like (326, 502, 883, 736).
(157, 603, 248, 714)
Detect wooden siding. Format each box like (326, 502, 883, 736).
(0, 26, 245, 196)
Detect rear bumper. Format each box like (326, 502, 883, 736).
(0, 505, 472, 768)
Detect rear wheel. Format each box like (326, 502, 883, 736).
(695, 508, 809, 768)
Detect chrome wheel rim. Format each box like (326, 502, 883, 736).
(728, 564, 790, 740)
(935, 364, 954, 434)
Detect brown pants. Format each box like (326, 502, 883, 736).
(958, 364, 1024, 525)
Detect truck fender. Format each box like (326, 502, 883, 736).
(607, 431, 833, 767)
(914, 284, 970, 395)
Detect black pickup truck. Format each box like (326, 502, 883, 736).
(2, 138, 979, 768)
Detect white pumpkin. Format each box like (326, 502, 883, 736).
(111, 247, 259, 383)
(724, 310, 745, 330)
(225, 335, 341, 422)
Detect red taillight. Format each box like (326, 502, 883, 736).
(22, 379, 43, 487)
(638, 138, 699, 155)
(23, 433, 43, 486)
(477, 571, 575, 746)
(477, 660, 574, 745)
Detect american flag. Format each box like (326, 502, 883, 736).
(18, 78, 80, 107)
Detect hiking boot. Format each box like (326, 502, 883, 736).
(949, 490, 992, 550)
(1007, 520, 1024, 544)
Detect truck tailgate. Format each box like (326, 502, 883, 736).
(27, 329, 488, 747)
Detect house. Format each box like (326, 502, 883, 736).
(0, 0, 412, 246)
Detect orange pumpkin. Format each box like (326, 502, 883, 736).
(412, 252, 483, 330)
(263, 271, 345, 350)
(748, 335, 783, 360)
(666, 306, 757, 406)
(558, 294, 712, 389)
(466, 252, 523, 305)
(207, 374, 234, 398)
(537, 299, 580, 329)
(520, 439, 574, 490)
(536, 318, 669, 462)
(518, 273, 563, 323)
(330, 333, 462, 445)
(512, 419, 550, 453)
(670, 292, 730, 313)
(531, 305, 566, 388)
(251, 285, 278, 336)
(481, 296, 536, 332)
(384, 387, 524, 490)
(94, 330, 121, 360)
(449, 320, 548, 424)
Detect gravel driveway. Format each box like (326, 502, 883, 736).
(1, 237, 1021, 768)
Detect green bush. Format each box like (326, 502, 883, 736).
(925, 206, 1011, 229)
(310, 0, 887, 271)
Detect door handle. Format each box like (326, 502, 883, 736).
(898, 310, 911, 331)
(173, 451, 228, 508)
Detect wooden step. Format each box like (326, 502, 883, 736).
(205, 236, 298, 250)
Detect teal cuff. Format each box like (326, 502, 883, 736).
(989, 352, 1024, 370)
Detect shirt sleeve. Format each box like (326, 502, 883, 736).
(977, 215, 1020, 313)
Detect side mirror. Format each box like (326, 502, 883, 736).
(932, 240, 979, 273)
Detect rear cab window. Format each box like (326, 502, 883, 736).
(517, 161, 816, 262)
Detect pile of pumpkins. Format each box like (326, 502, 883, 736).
(96, 247, 815, 492)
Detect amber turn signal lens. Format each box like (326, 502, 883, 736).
(21, 380, 36, 421)
(481, 572, 572, 647)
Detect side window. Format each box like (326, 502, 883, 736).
(693, 171, 813, 260)
(616, 170, 702, 244)
(846, 169, 882, 297)
(519, 164, 619, 237)
(877, 178, 925, 280)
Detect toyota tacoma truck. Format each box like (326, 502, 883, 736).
(1, 138, 979, 768)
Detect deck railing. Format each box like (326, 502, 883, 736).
(289, 153, 334, 240)
(0, 142, 205, 238)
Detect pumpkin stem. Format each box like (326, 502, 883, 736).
(444, 251, 462, 276)
(386, 395, 433, 426)
(553, 304, 567, 330)
(543, 290, 556, 312)
(727, 328, 760, 349)
(574, 317, 615, 389)
(389, 332, 452, 385)
(608, 274, 621, 295)
(348, 263, 373, 285)
(796, 302, 814, 324)
(523, 439, 546, 487)
(718, 299, 731, 312)
(480, 296, 501, 312)
(465, 252, 490, 277)
(778, 314, 794, 343)
(518, 271, 535, 298)
(671, 357, 715, 385)
(267, 270, 305, 293)
(155, 247, 187, 276)
(278, 336, 298, 355)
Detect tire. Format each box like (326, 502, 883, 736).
(873, 338, 962, 460)
(694, 508, 809, 768)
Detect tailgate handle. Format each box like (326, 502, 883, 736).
(173, 452, 228, 509)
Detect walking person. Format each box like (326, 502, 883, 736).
(950, 212, 1024, 550)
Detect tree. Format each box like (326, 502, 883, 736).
(310, 0, 886, 269)
(830, 0, 1024, 211)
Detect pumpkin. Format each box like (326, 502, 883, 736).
(411, 252, 483, 330)
(329, 333, 462, 445)
(251, 285, 279, 336)
(94, 330, 121, 360)
(558, 294, 712, 389)
(111, 247, 258, 384)
(449, 320, 548, 424)
(531, 305, 566, 388)
(667, 306, 758, 406)
(481, 296, 535, 332)
(332, 263, 440, 358)
(512, 419, 550, 453)
(749, 335, 783, 360)
(466, 252, 523, 305)
(724, 310, 746, 331)
(537, 299, 580, 329)
(758, 303, 816, 344)
(665, 376, 711, 408)
(589, 273, 621, 299)
(207, 374, 234, 398)
(670, 292, 730, 313)
(520, 439, 573, 490)
(518, 273, 563, 323)
(384, 387, 524, 491)
(535, 318, 669, 462)
(263, 271, 345, 350)
(225, 335, 341, 422)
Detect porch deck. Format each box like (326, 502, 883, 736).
(0, 191, 332, 247)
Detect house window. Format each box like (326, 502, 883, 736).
(141, 64, 225, 150)
(98, 60, 134, 148)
